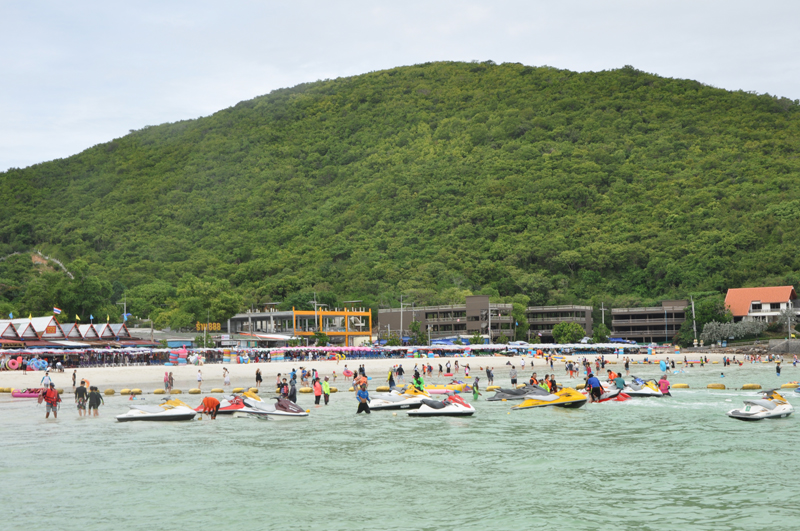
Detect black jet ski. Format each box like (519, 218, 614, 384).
(487, 385, 550, 401)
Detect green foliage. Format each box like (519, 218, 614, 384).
(470, 331, 484, 345)
(592, 322, 610, 343)
(496, 332, 509, 344)
(386, 332, 401, 346)
(552, 321, 585, 343)
(1, 62, 799, 315)
(313, 331, 329, 346)
(194, 334, 216, 348)
(408, 320, 426, 346)
(676, 295, 731, 346)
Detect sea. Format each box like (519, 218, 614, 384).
(1, 360, 798, 531)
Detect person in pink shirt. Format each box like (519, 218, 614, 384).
(658, 375, 671, 396)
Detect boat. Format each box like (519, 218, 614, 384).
(622, 377, 663, 397)
(116, 399, 197, 422)
(486, 385, 551, 401)
(11, 388, 44, 398)
(368, 386, 430, 411)
(511, 388, 587, 410)
(408, 394, 475, 417)
(727, 390, 794, 421)
(240, 396, 309, 420)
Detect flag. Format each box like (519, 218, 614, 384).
(515, 321, 518, 326)
(76, 314, 81, 321)
(106, 314, 109, 323)
(8, 312, 12, 319)
(90, 314, 94, 320)
(28, 313, 32, 320)
(53, 307, 62, 315)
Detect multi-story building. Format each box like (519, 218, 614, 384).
(377, 295, 513, 343)
(227, 304, 372, 347)
(725, 286, 799, 322)
(611, 300, 688, 344)
(526, 305, 593, 342)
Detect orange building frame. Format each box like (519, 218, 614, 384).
(292, 307, 372, 346)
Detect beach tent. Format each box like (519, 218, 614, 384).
(108, 323, 132, 340)
(93, 323, 115, 339)
(0, 320, 23, 341)
(78, 324, 101, 340)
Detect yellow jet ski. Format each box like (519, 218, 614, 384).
(511, 388, 587, 410)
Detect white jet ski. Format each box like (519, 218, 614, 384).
(727, 389, 794, 421)
(368, 386, 430, 411)
(622, 378, 663, 397)
(241, 396, 309, 420)
(408, 394, 475, 417)
(116, 398, 197, 422)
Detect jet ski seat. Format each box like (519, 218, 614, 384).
(130, 405, 167, 414)
(743, 399, 777, 410)
(421, 399, 447, 409)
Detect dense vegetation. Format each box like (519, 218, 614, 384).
(1, 61, 799, 332)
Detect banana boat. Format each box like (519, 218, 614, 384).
(511, 388, 587, 410)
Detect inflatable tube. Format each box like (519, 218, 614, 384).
(707, 383, 725, 390)
(232, 387, 245, 393)
(299, 387, 312, 393)
(741, 383, 761, 390)
(131, 389, 142, 395)
(780, 383, 799, 388)
(56, 389, 64, 394)
(343, 370, 353, 377)
(104, 389, 115, 395)
(348, 387, 354, 392)
(120, 389, 131, 395)
(210, 388, 224, 393)
(188, 388, 201, 394)
(7, 359, 18, 370)
(443, 373, 453, 377)
(164, 362, 173, 366)
(153, 389, 165, 394)
(330, 387, 338, 393)
(170, 389, 182, 394)
(672, 383, 689, 389)
(712, 361, 719, 364)
(376, 386, 390, 392)
(576, 383, 586, 390)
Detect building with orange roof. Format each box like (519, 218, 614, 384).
(725, 286, 798, 322)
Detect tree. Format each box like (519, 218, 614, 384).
(511, 302, 529, 341)
(470, 331, 484, 345)
(552, 322, 585, 344)
(592, 323, 610, 343)
(676, 296, 732, 347)
(777, 307, 798, 337)
(314, 331, 329, 346)
(409, 320, 426, 346)
(496, 332, 509, 344)
(386, 332, 401, 346)
(194, 334, 216, 348)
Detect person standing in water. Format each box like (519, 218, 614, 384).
(255, 368, 263, 389)
(387, 368, 396, 389)
(168, 372, 174, 392)
(75, 380, 88, 417)
(509, 366, 518, 387)
(223, 367, 231, 387)
(87, 386, 103, 416)
(202, 396, 220, 419)
(43, 383, 61, 419)
(288, 379, 297, 403)
(322, 376, 331, 405)
(472, 377, 482, 400)
(658, 374, 671, 396)
(313, 378, 322, 405)
(356, 384, 370, 414)
(776, 362, 781, 377)
(72, 370, 77, 393)
(196, 369, 203, 390)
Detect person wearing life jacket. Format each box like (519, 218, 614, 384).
(529, 372, 539, 386)
(322, 376, 331, 405)
(387, 368, 396, 389)
(202, 396, 220, 419)
(412, 371, 425, 392)
(43, 383, 61, 419)
(313, 378, 323, 405)
(280, 378, 289, 398)
(548, 374, 558, 393)
(539, 375, 551, 393)
(607, 370, 617, 382)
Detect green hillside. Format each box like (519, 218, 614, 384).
(1, 61, 799, 327)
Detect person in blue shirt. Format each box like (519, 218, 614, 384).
(356, 384, 370, 414)
(586, 373, 603, 403)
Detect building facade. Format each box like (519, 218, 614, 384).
(526, 305, 593, 342)
(611, 300, 688, 344)
(725, 286, 799, 322)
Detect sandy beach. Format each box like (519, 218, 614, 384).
(0, 351, 772, 393)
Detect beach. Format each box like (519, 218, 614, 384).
(0, 351, 782, 393)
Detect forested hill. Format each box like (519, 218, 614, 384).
(1, 61, 800, 325)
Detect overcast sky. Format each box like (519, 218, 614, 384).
(1, 0, 798, 171)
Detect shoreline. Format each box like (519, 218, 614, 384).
(0, 351, 784, 393)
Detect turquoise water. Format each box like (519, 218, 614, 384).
(2, 361, 798, 531)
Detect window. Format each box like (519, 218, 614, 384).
(771, 303, 781, 310)
(751, 303, 762, 311)
(454, 324, 466, 331)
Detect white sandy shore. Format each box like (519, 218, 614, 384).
(0, 351, 766, 393)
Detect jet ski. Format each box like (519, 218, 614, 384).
(511, 388, 587, 410)
(408, 394, 475, 417)
(116, 398, 197, 422)
(486, 385, 551, 401)
(193, 391, 261, 415)
(583, 387, 630, 403)
(727, 389, 794, 421)
(368, 386, 430, 411)
(240, 396, 309, 420)
(623, 377, 663, 397)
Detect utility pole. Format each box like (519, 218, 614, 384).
(488, 301, 492, 344)
(691, 296, 697, 344)
(205, 308, 209, 348)
(601, 302, 605, 327)
(665, 308, 668, 344)
(399, 295, 404, 345)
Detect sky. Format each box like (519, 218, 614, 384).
(1, 0, 799, 171)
